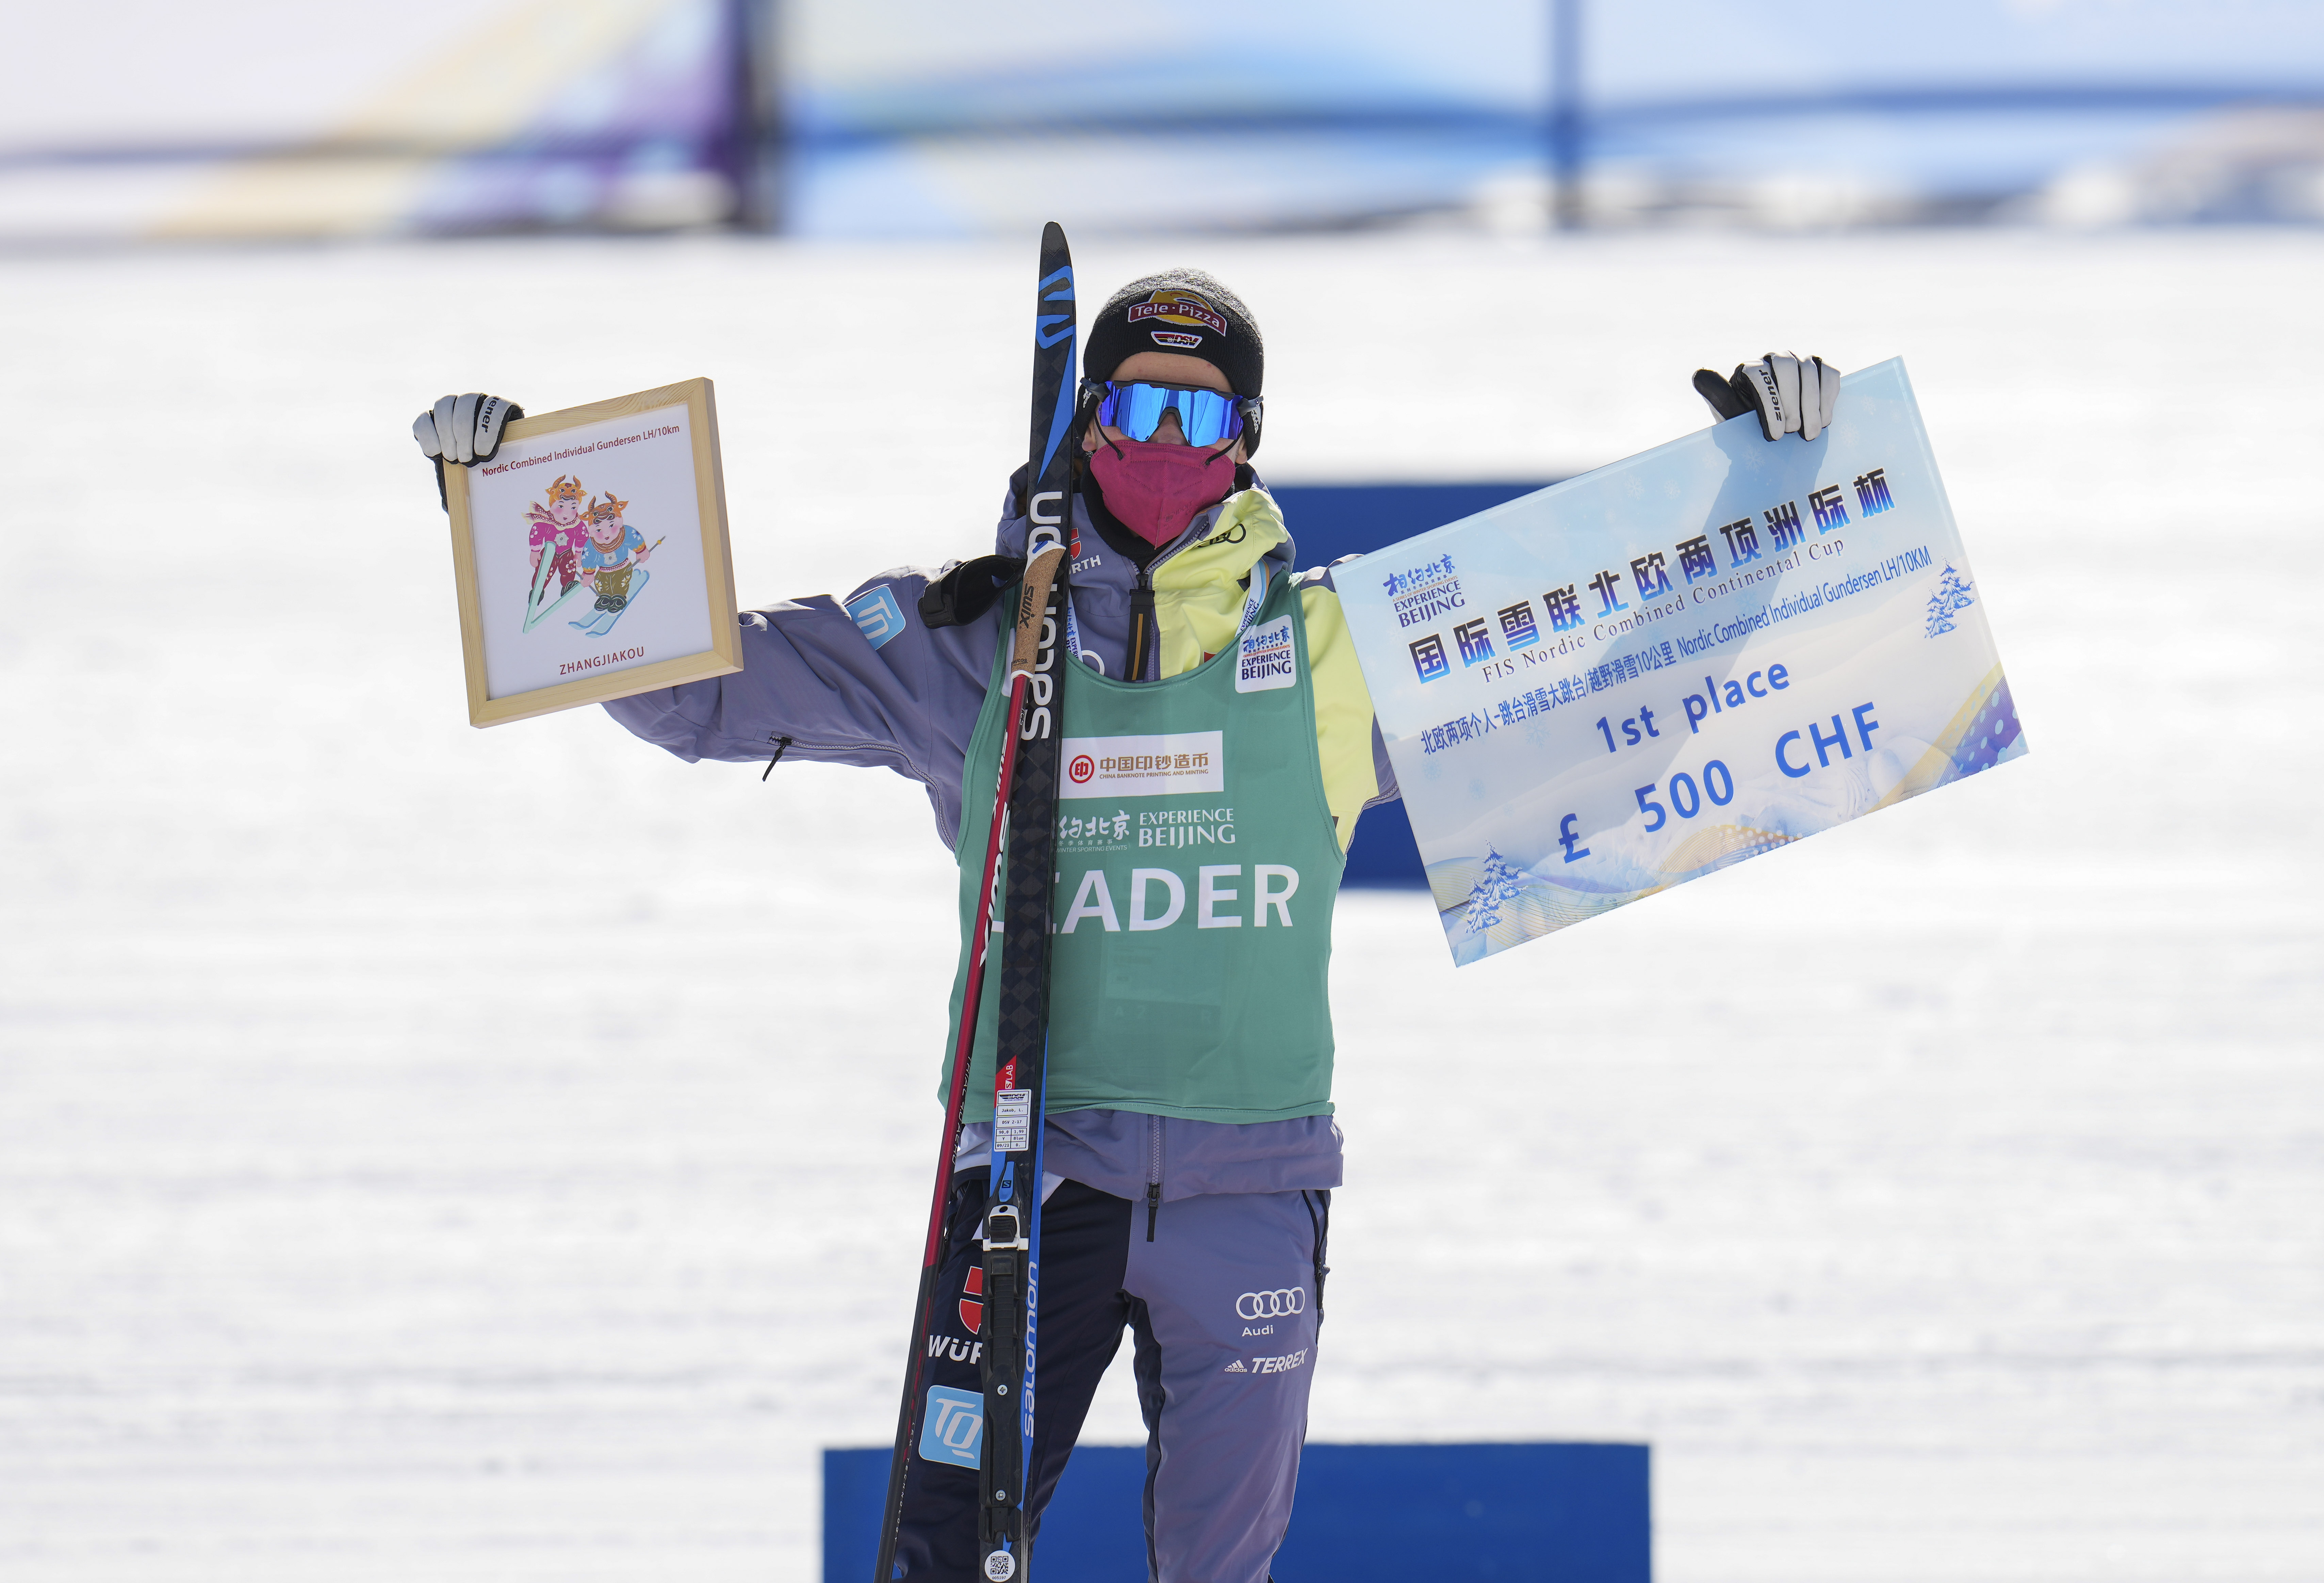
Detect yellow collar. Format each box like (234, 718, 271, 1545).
(1152, 489, 1289, 677)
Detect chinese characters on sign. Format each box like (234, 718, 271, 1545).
(1409, 632, 1450, 682)
(1383, 554, 1464, 627)
(1099, 750, 1210, 774)
(1333, 358, 2027, 967)
(1059, 811, 1133, 841)
(1415, 640, 1694, 755)
(1499, 601, 1539, 650)
(1403, 471, 1897, 691)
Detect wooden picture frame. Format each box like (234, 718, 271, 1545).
(443, 377, 743, 727)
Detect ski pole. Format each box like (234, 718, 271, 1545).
(873, 543, 1065, 1582)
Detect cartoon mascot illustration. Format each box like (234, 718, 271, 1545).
(570, 491, 658, 637)
(520, 474, 593, 631)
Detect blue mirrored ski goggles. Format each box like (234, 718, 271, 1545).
(1089, 381, 1252, 447)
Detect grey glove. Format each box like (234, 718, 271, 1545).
(412, 393, 523, 510)
(1692, 355, 1839, 442)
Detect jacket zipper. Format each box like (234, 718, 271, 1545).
(1126, 565, 1157, 683)
(1145, 1114, 1163, 1241)
(1124, 505, 1223, 1237)
(1121, 486, 1260, 684)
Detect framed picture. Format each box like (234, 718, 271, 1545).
(443, 377, 743, 727)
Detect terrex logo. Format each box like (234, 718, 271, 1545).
(1069, 755, 1095, 784)
(1126, 289, 1228, 336)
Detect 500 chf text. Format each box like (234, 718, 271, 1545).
(1552, 693, 1887, 864)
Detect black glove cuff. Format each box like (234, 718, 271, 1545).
(1692, 368, 1752, 422)
(919, 555, 1027, 628)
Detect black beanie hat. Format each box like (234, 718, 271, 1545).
(1082, 269, 1263, 398)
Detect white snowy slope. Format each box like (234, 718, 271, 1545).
(1, 232, 2319, 1583)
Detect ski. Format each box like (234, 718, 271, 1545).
(976, 220, 1078, 1583)
(526, 582, 586, 631)
(873, 221, 1077, 1583)
(522, 539, 587, 632)
(568, 569, 650, 637)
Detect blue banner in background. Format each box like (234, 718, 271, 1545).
(1337, 359, 2026, 966)
(1271, 483, 1558, 887)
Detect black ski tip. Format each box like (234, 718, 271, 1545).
(1042, 220, 1067, 249)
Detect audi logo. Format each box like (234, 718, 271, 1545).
(1235, 1288, 1306, 1320)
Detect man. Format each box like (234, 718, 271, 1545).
(415, 272, 1838, 1581)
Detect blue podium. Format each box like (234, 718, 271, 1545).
(823, 1439, 1649, 1582)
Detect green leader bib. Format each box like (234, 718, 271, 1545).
(943, 570, 1345, 1125)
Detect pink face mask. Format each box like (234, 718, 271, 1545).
(1088, 439, 1238, 547)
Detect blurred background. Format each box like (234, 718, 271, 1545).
(5, 0, 2324, 243)
(5, 5, 2323, 1583)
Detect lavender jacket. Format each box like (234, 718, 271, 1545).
(605, 474, 1401, 1202)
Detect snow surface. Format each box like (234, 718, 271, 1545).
(3, 231, 2320, 1581)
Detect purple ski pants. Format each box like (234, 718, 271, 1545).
(892, 1171, 1330, 1582)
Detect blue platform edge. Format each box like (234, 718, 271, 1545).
(1268, 483, 1560, 887)
(824, 1439, 1649, 1582)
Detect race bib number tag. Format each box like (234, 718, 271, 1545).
(992, 1089, 1033, 1154)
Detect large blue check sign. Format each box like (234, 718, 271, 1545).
(1338, 359, 2027, 967)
